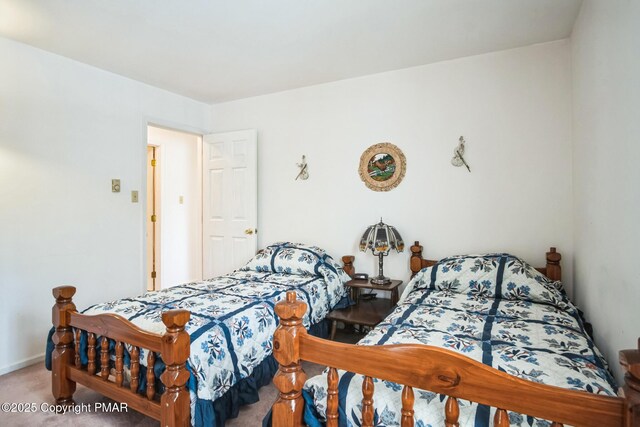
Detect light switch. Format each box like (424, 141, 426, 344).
(112, 179, 121, 193)
(179, 196, 184, 204)
(131, 190, 139, 203)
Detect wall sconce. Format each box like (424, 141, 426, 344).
(295, 155, 309, 180)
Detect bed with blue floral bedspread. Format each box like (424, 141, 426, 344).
(46, 242, 351, 427)
(303, 253, 617, 427)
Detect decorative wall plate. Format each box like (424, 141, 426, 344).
(358, 142, 406, 191)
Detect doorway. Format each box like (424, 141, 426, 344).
(146, 125, 203, 290)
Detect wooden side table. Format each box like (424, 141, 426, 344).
(327, 279, 402, 340)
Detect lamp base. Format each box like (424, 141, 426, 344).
(370, 276, 391, 286)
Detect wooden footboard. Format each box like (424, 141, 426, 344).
(271, 292, 640, 427)
(51, 286, 190, 427)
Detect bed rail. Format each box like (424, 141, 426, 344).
(271, 291, 640, 427)
(51, 286, 190, 427)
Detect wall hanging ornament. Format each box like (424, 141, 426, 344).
(295, 155, 309, 180)
(451, 136, 471, 172)
(358, 142, 406, 191)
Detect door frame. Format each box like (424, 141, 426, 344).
(141, 118, 207, 294)
(146, 144, 162, 291)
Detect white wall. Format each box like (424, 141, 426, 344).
(147, 126, 202, 289)
(210, 40, 574, 295)
(0, 36, 210, 374)
(571, 0, 640, 381)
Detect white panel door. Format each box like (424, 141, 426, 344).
(203, 129, 257, 278)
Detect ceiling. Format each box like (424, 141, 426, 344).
(0, 0, 582, 103)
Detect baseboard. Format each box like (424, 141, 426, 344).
(0, 353, 45, 376)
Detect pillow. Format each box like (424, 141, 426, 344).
(241, 242, 351, 308)
(399, 253, 569, 308)
(242, 242, 350, 279)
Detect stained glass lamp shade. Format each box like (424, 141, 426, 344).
(359, 219, 404, 285)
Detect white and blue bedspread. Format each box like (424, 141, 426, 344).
(80, 242, 350, 425)
(304, 253, 617, 427)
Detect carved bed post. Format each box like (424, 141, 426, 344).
(410, 241, 424, 277)
(545, 247, 562, 281)
(272, 291, 308, 427)
(160, 309, 191, 427)
(620, 338, 640, 427)
(342, 255, 355, 278)
(52, 286, 77, 406)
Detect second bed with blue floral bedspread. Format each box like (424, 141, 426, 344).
(78, 242, 350, 426)
(304, 253, 617, 427)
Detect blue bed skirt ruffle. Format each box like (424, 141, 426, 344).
(45, 319, 328, 427)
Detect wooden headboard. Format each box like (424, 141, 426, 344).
(409, 241, 562, 281)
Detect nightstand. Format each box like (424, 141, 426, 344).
(327, 278, 403, 340)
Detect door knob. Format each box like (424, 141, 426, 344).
(244, 228, 254, 235)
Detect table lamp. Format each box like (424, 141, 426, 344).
(359, 218, 404, 285)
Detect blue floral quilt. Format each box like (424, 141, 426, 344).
(81, 242, 350, 425)
(304, 253, 617, 427)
